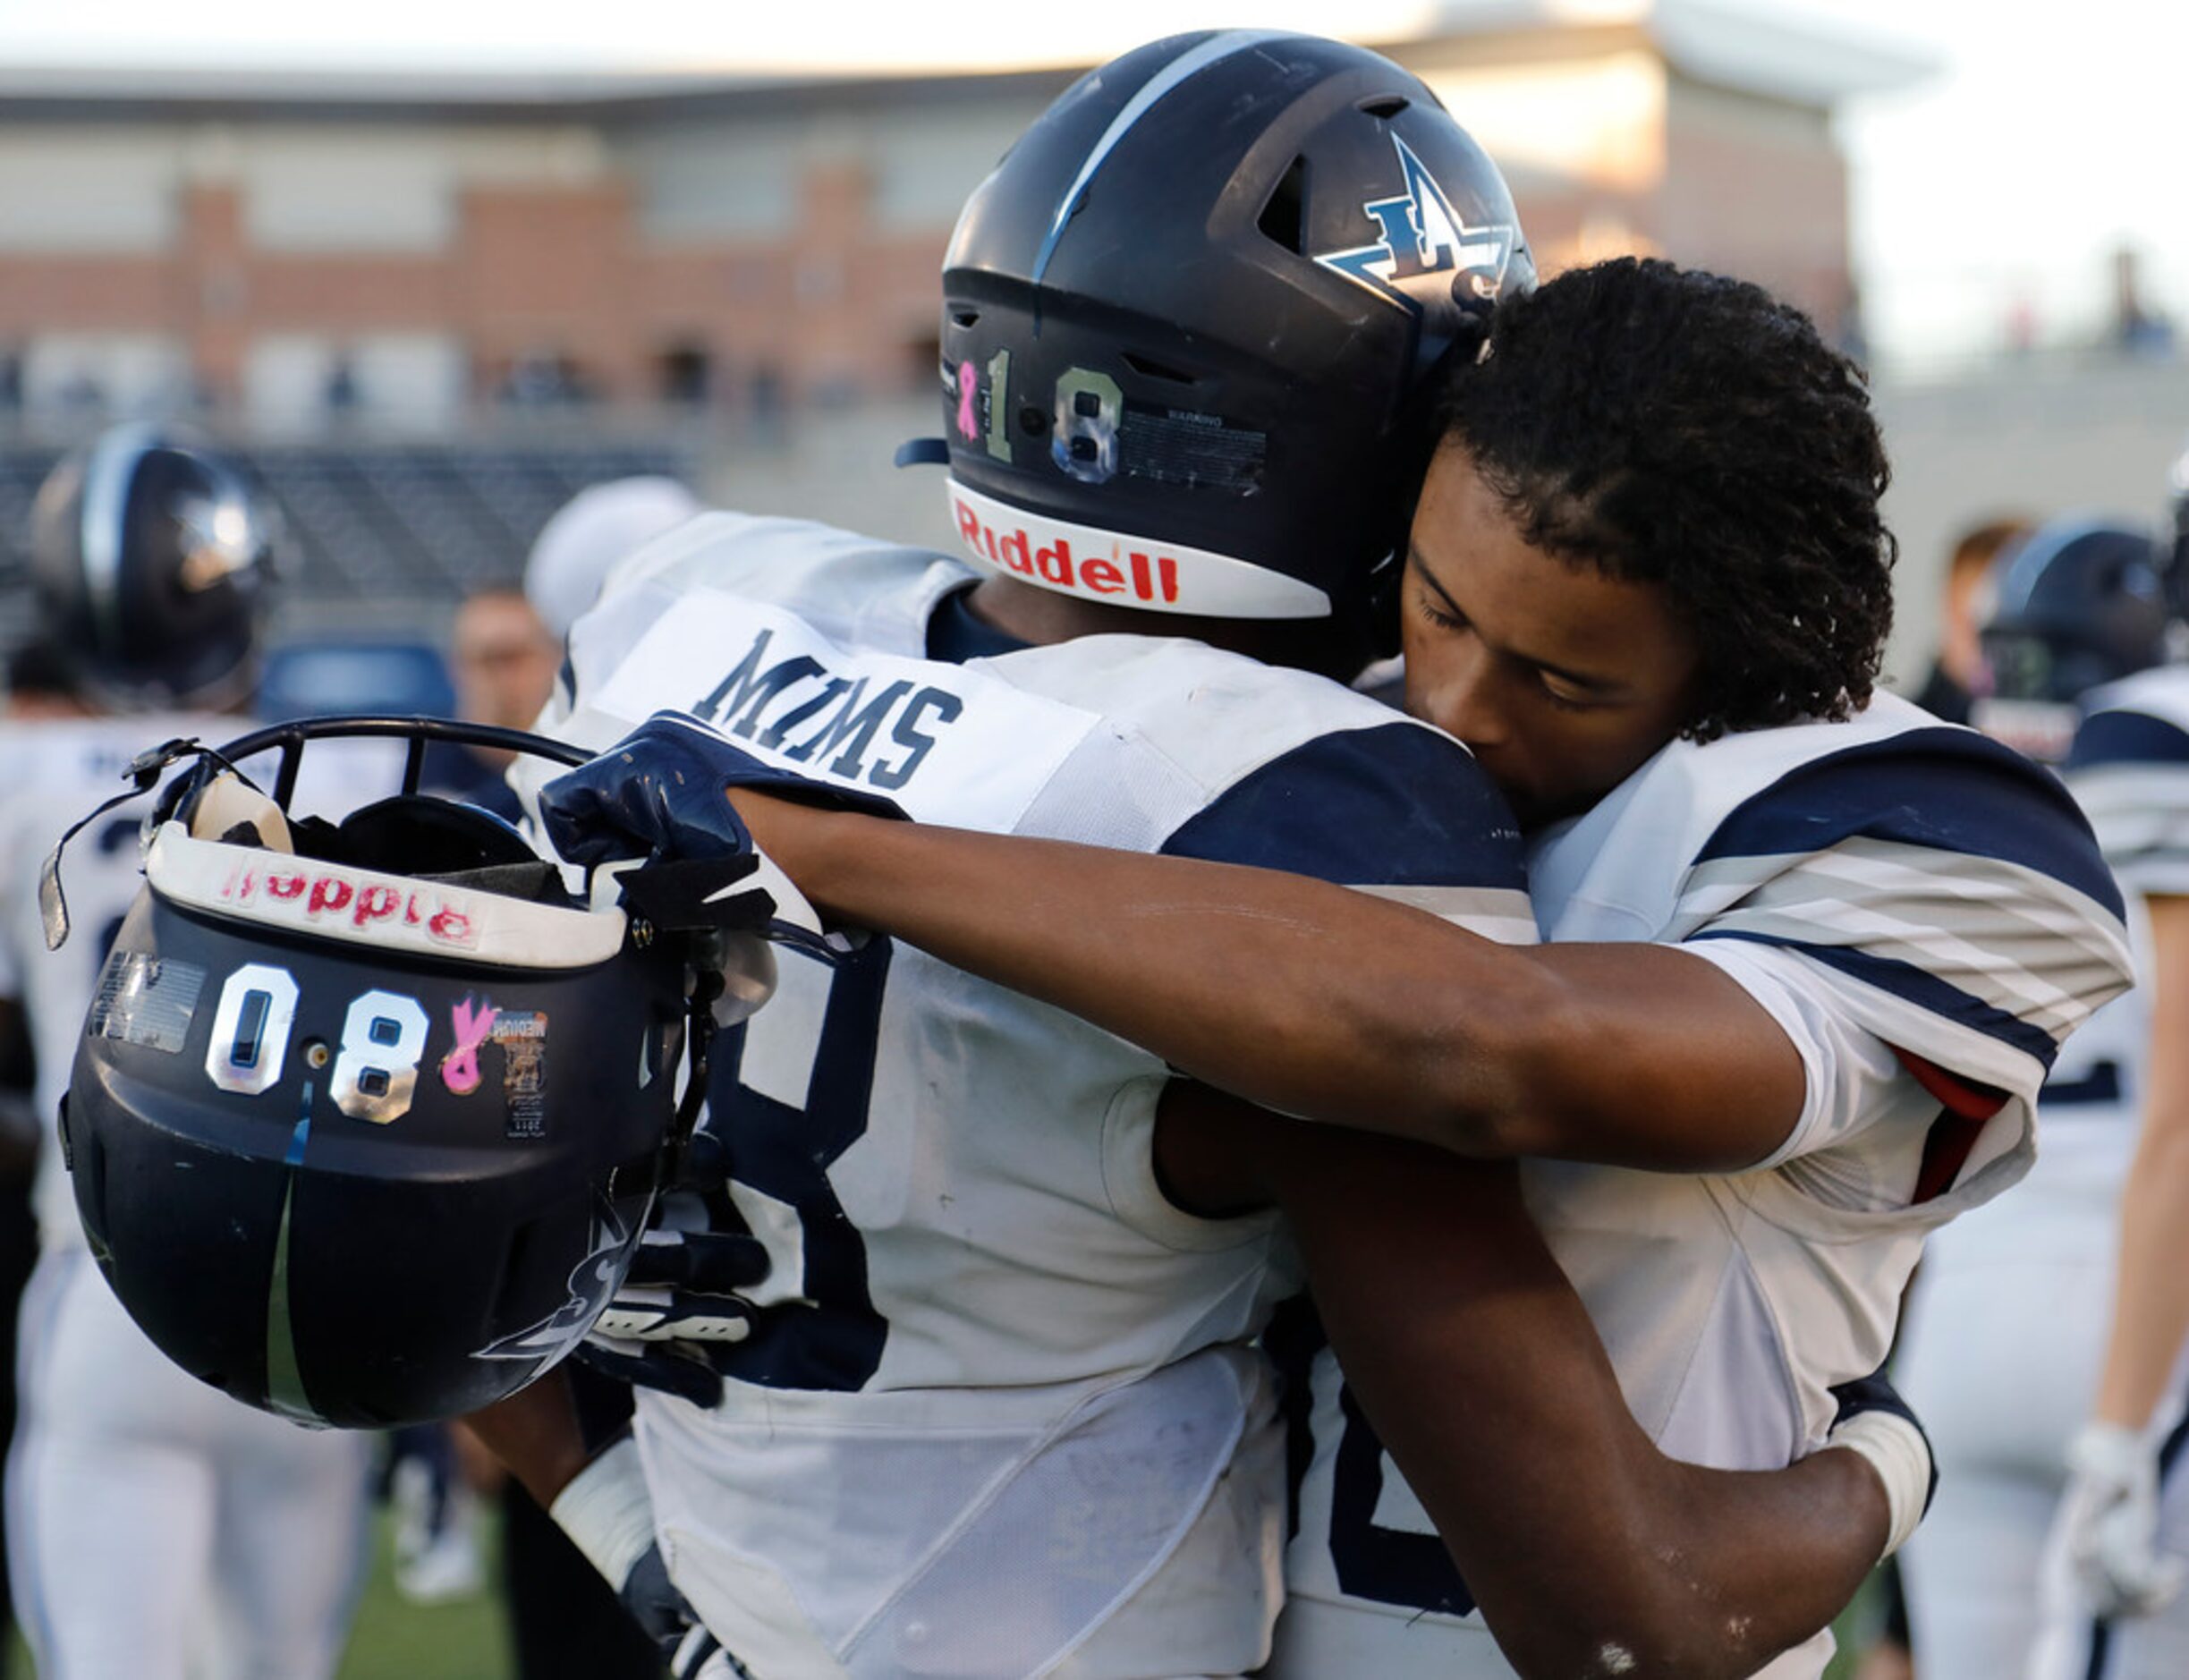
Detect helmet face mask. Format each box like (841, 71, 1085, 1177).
(930, 30, 1532, 641)
(62, 718, 712, 1428)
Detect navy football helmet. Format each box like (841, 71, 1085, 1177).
(30, 424, 274, 711)
(925, 30, 1531, 647)
(56, 717, 770, 1427)
(1975, 518, 2168, 761)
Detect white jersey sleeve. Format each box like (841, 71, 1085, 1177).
(1677, 936, 1927, 1179)
(1531, 692, 2134, 1218)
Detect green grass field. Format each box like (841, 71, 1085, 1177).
(4, 1507, 512, 1680)
(336, 1509, 511, 1680)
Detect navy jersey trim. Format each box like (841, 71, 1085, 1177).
(1328, 1383, 1478, 1617)
(2066, 708, 2189, 774)
(1160, 722, 1525, 891)
(2043, 1059, 2123, 1108)
(1696, 728, 2124, 920)
(925, 585, 1033, 664)
(1687, 928, 2062, 1068)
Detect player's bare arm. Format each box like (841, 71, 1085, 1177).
(732, 798, 1806, 1172)
(2090, 894, 2189, 1435)
(1162, 1082, 1894, 1677)
(2052, 888, 2189, 1621)
(464, 1372, 593, 1506)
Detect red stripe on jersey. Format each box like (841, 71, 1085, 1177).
(1896, 1048, 2010, 1204)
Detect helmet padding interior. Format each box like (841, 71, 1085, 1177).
(297, 795, 577, 907)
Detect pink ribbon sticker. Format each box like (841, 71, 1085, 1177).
(955, 361, 979, 440)
(440, 996, 497, 1096)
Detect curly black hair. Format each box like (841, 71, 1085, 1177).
(1425, 257, 1896, 741)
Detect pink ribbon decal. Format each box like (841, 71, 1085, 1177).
(440, 996, 497, 1096)
(955, 361, 979, 440)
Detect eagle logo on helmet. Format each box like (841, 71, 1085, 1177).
(475, 1198, 635, 1365)
(1316, 135, 1518, 312)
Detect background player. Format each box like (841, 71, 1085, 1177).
(700, 256, 2131, 1676)
(2021, 479, 2189, 1679)
(1893, 517, 2173, 1676)
(0, 426, 375, 1680)
(525, 44, 1932, 1678)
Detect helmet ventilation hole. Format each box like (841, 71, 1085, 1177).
(1120, 352, 1201, 386)
(1358, 95, 1411, 119)
(950, 309, 980, 328)
(1257, 156, 1309, 255)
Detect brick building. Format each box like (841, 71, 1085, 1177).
(0, 0, 1927, 435)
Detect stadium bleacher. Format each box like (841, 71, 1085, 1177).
(0, 437, 698, 650)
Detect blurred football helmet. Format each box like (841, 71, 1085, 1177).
(926, 30, 1531, 642)
(1974, 518, 2169, 761)
(30, 423, 274, 711)
(57, 717, 764, 1427)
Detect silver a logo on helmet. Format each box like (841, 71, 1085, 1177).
(1316, 136, 1516, 310)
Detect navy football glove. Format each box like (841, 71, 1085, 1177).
(539, 711, 903, 960)
(582, 1185, 770, 1412)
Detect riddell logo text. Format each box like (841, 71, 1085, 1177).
(952, 493, 1179, 605)
(217, 863, 479, 948)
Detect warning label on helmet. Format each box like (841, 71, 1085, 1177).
(1121, 406, 1267, 494)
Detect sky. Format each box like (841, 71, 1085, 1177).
(0, 0, 2179, 372)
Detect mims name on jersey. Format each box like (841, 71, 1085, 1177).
(687, 625, 964, 793)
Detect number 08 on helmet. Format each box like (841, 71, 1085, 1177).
(59, 720, 740, 1429)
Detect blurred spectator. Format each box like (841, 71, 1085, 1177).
(2115, 247, 2176, 359)
(424, 584, 561, 820)
(453, 585, 561, 744)
(325, 355, 359, 415)
(525, 477, 702, 642)
(1912, 516, 2032, 724)
(2, 643, 88, 722)
(2007, 294, 2039, 357)
(498, 352, 592, 408)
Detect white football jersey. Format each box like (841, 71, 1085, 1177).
(1271, 694, 2135, 1680)
(0, 715, 239, 1249)
(529, 512, 1535, 1678)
